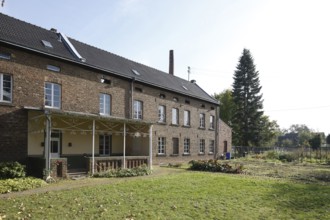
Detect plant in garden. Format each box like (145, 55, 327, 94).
(0, 177, 46, 194)
(93, 165, 152, 178)
(188, 160, 244, 174)
(0, 161, 26, 179)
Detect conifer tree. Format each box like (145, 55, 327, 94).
(232, 49, 264, 146)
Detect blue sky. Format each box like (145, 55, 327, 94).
(1, 0, 329, 135)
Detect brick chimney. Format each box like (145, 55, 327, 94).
(169, 50, 174, 76)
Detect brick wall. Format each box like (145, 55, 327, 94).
(0, 45, 218, 165)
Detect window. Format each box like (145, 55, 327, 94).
(172, 108, 179, 125)
(158, 105, 166, 123)
(133, 100, 143, 119)
(158, 137, 166, 155)
(0, 73, 12, 102)
(199, 113, 205, 128)
(99, 135, 112, 156)
(199, 139, 205, 154)
(184, 110, 190, 126)
(173, 97, 178, 102)
(41, 40, 53, 48)
(184, 138, 190, 154)
(159, 94, 166, 99)
(46, 65, 60, 72)
(100, 93, 111, 115)
(209, 140, 215, 154)
(172, 138, 179, 155)
(44, 82, 61, 108)
(210, 115, 215, 129)
(0, 52, 11, 60)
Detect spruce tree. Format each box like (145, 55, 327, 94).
(232, 49, 264, 146)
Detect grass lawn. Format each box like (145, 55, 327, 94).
(1, 165, 330, 219)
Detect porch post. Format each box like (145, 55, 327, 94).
(92, 120, 95, 175)
(45, 112, 52, 177)
(149, 125, 153, 169)
(123, 123, 126, 169)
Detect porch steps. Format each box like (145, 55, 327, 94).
(67, 170, 88, 180)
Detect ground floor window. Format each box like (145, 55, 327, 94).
(172, 138, 179, 155)
(158, 137, 166, 155)
(184, 138, 190, 154)
(199, 139, 205, 154)
(99, 134, 112, 156)
(209, 140, 215, 154)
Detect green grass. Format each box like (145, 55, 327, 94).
(0, 167, 330, 219)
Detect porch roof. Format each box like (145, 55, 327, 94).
(25, 107, 154, 126)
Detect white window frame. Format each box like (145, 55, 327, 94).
(99, 93, 111, 116)
(172, 108, 179, 125)
(199, 113, 205, 128)
(158, 137, 166, 155)
(184, 138, 190, 154)
(158, 105, 166, 123)
(44, 82, 61, 109)
(210, 115, 215, 129)
(209, 140, 215, 154)
(133, 100, 143, 119)
(184, 110, 190, 126)
(199, 139, 205, 154)
(0, 73, 12, 103)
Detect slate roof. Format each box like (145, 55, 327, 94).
(0, 13, 218, 104)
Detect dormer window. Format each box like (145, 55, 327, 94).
(41, 40, 53, 48)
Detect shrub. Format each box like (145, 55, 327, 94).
(0, 177, 46, 194)
(0, 161, 26, 179)
(188, 160, 244, 174)
(265, 151, 279, 160)
(278, 153, 296, 162)
(93, 165, 152, 178)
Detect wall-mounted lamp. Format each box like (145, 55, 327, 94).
(68, 142, 72, 147)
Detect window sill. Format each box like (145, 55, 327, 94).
(170, 123, 179, 127)
(198, 127, 206, 130)
(0, 102, 14, 107)
(209, 128, 215, 131)
(157, 122, 167, 125)
(182, 153, 190, 156)
(156, 154, 166, 157)
(170, 154, 179, 157)
(182, 125, 191, 128)
(208, 153, 214, 155)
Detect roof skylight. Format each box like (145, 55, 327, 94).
(182, 85, 188, 90)
(131, 69, 140, 76)
(41, 40, 53, 48)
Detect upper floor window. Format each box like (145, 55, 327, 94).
(172, 108, 179, 125)
(184, 110, 190, 126)
(158, 105, 166, 123)
(44, 82, 61, 109)
(158, 137, 166, 155)
(46, 65, 60, 72)
(199, 113, 205, 128)
(0, 52, 11, 60)
(0, 73, 12, 103)
(99, 93, 111, 116)
(133, 100, 143, 120)
(210, 115, 215, 129)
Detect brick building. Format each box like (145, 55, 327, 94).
(0, 13, 230, 178)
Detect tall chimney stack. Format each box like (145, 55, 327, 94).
(169, 50, 174, 76)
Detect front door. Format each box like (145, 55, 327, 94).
(51, 137, 60, 158)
